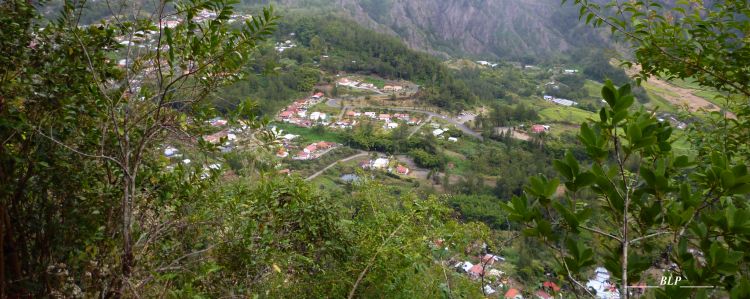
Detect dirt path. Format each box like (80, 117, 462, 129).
(305, 151, 368, 181)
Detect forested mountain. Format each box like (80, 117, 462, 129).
(263, 0, 610, 60)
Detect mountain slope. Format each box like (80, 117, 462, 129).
(266, 0, 609, 60)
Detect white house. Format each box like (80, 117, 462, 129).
(432, 129, 445, 137)
(448, 137, 458, 142)
(372, 158, 389, 169)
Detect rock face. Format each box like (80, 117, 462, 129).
(270, 0, 608, 60)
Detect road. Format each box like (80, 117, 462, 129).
(305, 151, 368, 181)
(327, 98, 484, 141)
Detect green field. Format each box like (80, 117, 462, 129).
(539, 106, 597, 124)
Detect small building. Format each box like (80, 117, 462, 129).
(209, 118, 227, 127)
(276, 148, 289, 158)
(432, 129, 445, 137)
(448, 137, 458, 142)
(364, 112, 377, 119)
(316, 141, 333, 150)
(385, 122, 399, 129)
(372, 158, 389, 169)
(379, 114, 391, 121)
(535, 290, 553, 299)
(531, 125, 547, 134)
(383, 85, 403, 92)
(396, 165, 409, 175)
(304, 144, 318, 154)
(505, 288, 523, 299)
(468, 264, 484, 278)
(279, 110, 294, 119)
(164, 146, 179, 157)
(278, 169, 291, 176)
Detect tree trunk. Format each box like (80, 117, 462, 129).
(120, 174, 134, 297)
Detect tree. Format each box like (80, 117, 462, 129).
(0, 0, 278, 296)
(503, 81, 750, 298)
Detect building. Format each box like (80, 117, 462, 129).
(448, 137, 458, 142)
(433, 129, 445, 137)
(378, 114, 391, 121)
(385, 122, 399, 129)
(396, 165, 410, 175)
(535, 290, 553, 299)
(468, 264, 484, 278)
(505, 288, 523, 299)
(304, 144, 318, 154)
(531, 125, 548, 134)
(276, 148, 289, 158)
(364, 112, 377, 119)
(372, 158, 389, 169)
(383, 85, 403, 92)
(164, 147, 179, 157)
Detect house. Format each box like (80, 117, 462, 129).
(276, 148, 289, 158)
(209, 118, 227, 127)
(279, 110, 294, 119)
(297, 110, 307, 118)
(309, 112, 327, 121)
(484, 285, 497, 295)
(564, 69, 579, 74)
(393, 113, 409, 120)
(372, 158, 389, 169)
(432, 129, 445, 137)
(317, 141, 333, 150)
(312, 92, 324, 99)
(304, 144, 318, 154)
(505, 288, 523, 299)
(385, 122, 399, 129)
(468, 264, 484, 278)
(542, 282, 561, 292)
(346, 110, 358, 118)
(396, 165, 409, 175)
(535, 290, 553, 299)
(164, 146, 179, 157)
(283, 134, 298, 140)
(364, 112, 377, 119)
(408, 118, 421, 125)
(448, 137, 458, 142)
(204, 130, 228, 144)
(481, 254, 502, 266)
(278, 169, 291, 176)
(543, 95, 553, 101)
(455, 261, 474, 273)
(293, 151, 311, 160)
(379, 114, 391, 121)
(383, 85, 403, 92)
(531, 125, 547, 134)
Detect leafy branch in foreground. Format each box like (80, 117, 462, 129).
(503, 81, 750, 299)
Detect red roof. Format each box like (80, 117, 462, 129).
(469, 264, 484, 276)
(505, 288, 520, 298)
(396, 165, 409, 174)
(535, 290, 553, 299)
(543, 281, 561, 292)
(305, 144, 318, 152)
(280, 111, 293, 117)
(532, 124, 546, 133)
(482, 254, 497, 265)
(346, 111, 357, 116)
(317, 141, 332, 149)
(314, 92, 324, 97)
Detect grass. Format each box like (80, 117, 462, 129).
(539, 106, 597, 124)
(362, 77, 386, 89)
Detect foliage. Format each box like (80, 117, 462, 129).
(504, 81, 750, 298)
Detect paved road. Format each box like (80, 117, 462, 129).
(327, 99, 484, 141)
(305, 151, 368, 181)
